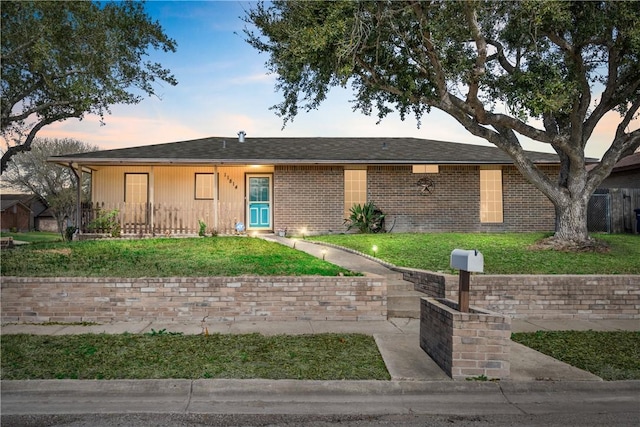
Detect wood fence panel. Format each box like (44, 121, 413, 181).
(81, 201, 246, 235)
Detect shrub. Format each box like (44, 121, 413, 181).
(64, 226, 77, 242)
(198, 219, 207, 237)
(344, 202, 386, 233)
(87, 209, 121, 237)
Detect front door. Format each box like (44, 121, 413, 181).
(247, 175, 272, 230)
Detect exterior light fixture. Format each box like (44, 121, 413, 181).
(372, 245, 378, 256)
(301, 228, 307, 239)
(292, 238, 299, 249)
(321, 248, 327, 260)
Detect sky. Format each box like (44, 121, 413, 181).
(36, 0, 636, 159)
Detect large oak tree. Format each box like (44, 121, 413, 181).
(1, 0, 177, 173)
(245, 0, 640, 247)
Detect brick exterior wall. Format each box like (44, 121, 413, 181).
(272, 164, 557, 235)
(274, 166, 344, 235)
(420, 297, 511, 380)
(1, 276, 386, 323)
(404, 269, 640, 319)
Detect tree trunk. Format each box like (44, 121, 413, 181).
(553, 195, 591, 246)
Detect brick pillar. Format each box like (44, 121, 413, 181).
(420, 297, 511, 380)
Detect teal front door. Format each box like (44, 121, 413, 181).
(247, 175, 272, 230)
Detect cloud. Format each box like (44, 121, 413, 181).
(37, 114, 207, 150)
(228, 73, 276, 85)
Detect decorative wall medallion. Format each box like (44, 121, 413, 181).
(416, 177, 435, 194)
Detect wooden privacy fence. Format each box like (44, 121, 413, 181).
(81, 201, 244, 236)
(588, 188, 640, 234)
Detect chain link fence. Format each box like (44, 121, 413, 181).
(587, 193, 611, 233)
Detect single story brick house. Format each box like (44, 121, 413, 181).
(50, 135, 568, 236)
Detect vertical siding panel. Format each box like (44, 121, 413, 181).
(90, 165, 274, 234)
(218, 167, 246, 233)
(93, 166, 151, 204)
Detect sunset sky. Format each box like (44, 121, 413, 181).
(36, 0, 636, 159)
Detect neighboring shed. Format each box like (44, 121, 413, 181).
(0, 194, 57, 232)
(1, 196, 32, 232)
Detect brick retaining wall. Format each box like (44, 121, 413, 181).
(1, 276, 386, 323)
(404, 269, 640, 319)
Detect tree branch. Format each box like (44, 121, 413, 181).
(3, 100, 77, 127)
(409, 1, 448, 97)
(485, 39, 515, 74)
(616, 95, 640, 140)
(463, 2, 488, 123)
(1, 117, 56, 174)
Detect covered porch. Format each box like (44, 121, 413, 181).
(76, 164, 274, 236)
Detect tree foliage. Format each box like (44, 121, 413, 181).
(246, 0, 640, 246)
(2, 138, 99, 236)
(0, 0, 177, 173)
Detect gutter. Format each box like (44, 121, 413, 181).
(47, 157, 567, 167)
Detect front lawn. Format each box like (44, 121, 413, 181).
(0, 333, 390, 380)
(308, 233, 640, 274)
(0, 237, 351, 277)
(511, 330, 640, 380)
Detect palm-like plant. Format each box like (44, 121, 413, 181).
(344, 202, 386, 233)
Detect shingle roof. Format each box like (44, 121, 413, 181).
(612, 152, 640, 172)
(0, 198, 31, 212)
(50, 136, 567, 165)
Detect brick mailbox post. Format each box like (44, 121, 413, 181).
(419, 249, 511, 380)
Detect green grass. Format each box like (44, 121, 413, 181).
(0, 231, 61, 243)
(511, 331, 640, 380)
(0, 237, 351, 277)
(308, 233, 640, 274)
(0, 333, 390, 380)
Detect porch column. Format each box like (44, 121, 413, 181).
(69, 163, 82, 234)
(214, 166, 219, 232)
(149, 166, 155, 233)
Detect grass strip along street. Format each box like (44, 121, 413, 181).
(2, 330, 638, 381)
(1, 332, 390, 381)
(511, 331, 640, 380)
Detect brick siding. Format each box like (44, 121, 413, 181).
(420, 297, 511, 380)
(1, 276, 386, 323)
(272, 164, 557, 235)
(274, 166, 344, 235)
(405, 269, 640, 319)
